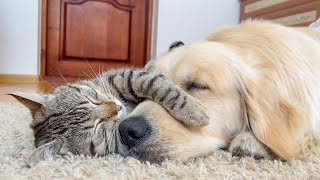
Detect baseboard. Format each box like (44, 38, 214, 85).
(0, 74, 39, 83)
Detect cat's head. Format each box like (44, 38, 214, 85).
(10, 80, 126, 166)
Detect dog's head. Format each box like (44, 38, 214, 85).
(117, 41, 247, 163)
(118, 21, 318, 162)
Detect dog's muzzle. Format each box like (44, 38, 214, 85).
(118, 116, 151, 149)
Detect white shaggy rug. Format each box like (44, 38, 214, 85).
(1, 102, 320, 179)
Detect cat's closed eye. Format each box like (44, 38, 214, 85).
(85, 96, 104, 105)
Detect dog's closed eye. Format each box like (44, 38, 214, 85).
(185, 81, 209, 91)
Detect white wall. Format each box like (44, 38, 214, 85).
(0, 0, 40, 75)
(153, 0, 240, 57)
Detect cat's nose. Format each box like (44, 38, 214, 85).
(119, 116, 150, 149)
(116, 104, 122, 111)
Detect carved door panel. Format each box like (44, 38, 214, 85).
(41, 0, 153, 78)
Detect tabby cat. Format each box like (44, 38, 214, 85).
(10, 63, 208, 166)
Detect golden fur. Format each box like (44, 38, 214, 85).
(127, 20, 320, 161)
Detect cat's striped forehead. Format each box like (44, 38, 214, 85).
(50, 82, 112, 103)
(52, 83, 97, 96)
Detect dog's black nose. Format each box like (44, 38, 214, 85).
(119, 116, 150, 149)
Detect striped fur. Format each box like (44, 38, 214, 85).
(11, 67, 208, 165)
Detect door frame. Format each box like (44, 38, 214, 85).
(40, 0, 154, 78)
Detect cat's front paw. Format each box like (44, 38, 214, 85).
(229, 131, 273, 160)
(178, 98, 209, 127)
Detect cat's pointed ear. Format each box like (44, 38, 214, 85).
(26, 139, 63, 167)
(8, 92, 45, 117)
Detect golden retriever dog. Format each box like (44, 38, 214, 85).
(117, 20, 320, 163)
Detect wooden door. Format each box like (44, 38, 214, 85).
(41, 0, 153, 78)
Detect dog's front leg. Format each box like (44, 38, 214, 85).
(228, 130, 274, 159)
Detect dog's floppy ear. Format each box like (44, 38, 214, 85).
(237, 89, 249, 132)
(236, 70, 303, 160)
(207, 22, 310, 159)
(26, 139, 63, 166)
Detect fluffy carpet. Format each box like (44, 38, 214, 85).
(1, 102, 320, 179)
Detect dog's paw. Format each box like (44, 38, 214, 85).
(229, 131, 273, 160)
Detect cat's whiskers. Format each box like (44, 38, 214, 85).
(82, 63, 116, 100)
(84, 57, 98, 77)
(39, 76, 55, 90)
(101, 67, 117, 100)
(85, 62, 106, 96)
(57, 69, 68, 84)
(82, 71, 92, 80)
(96, 65, 112, 99)
(84, 62, 120, 155)
(99, 75, 115, 100)
(100, 66, 112, 95)
(98, 75, 109, 98)
(95, 66, 112, 100)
